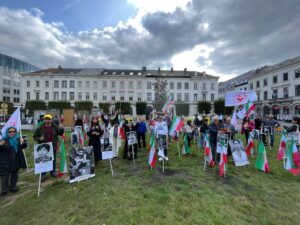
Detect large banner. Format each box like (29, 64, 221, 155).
(69, 146, 95, 183)
(127, 131, 138, 145)
(225, 90, 257, 106)
(229, 139, 250, 166)
(34, 142, 54, 174)
(101, 137, 113, 160)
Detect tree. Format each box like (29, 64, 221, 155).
(152, 76, 168, 111)
(75, 101, 93, 112)
(48, 101, 72, 114)
(136, 102, 147, 115)
(99, 103, 110, 113)
(175, 103, 189, 116)
(214, 99, 225, 115)
(25, 100, 47, 115)
(198, 101, 211, 114)
(115, 102, 131, 114)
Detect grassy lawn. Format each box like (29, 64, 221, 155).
(0, 131, 299, 225)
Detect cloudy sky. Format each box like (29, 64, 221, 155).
(0, 0, 300, 81)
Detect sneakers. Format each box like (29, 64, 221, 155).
(158, 157, 163, 161)
(165, 157, 169, 161)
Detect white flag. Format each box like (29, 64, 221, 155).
(231, 111, 237, 127)
(1, 107, 21, 135)
(225, 91, 257, 106)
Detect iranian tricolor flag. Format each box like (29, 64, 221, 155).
(169, 116, 184, 137)
(148, 132, 156, 168)
(277, 132, 287, 160)
(255, 141, 269, 172)
(58, 137, 68, 177)
(162, 97, 173, 114)
(119, 126, 126, 140)
(246, 136, 254, 156)
(284, 139, 300, 176)
(204, 134, 214, 167)
(182, 134, 190, 155)
(219, 145, 228, 177)
(237, 100, 256, 119)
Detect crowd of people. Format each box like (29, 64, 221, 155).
(1, 110, 300, 196)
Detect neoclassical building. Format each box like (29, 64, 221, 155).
(21, 67, 219, 116)
(219, 56, 300, 119)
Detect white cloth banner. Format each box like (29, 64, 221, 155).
(1, 107, 21, 135)
(225, 91, 257, 106)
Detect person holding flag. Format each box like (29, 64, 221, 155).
(87, 117, 103, 164)
(33, 114, 64, 182)
(0, 126, 28, 196)
(241, 116, 255, 144)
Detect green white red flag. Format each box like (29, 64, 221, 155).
(148, 132, 156, 168)
(219, 145, 228, 177)
(255, 141, 269, 172)
(246, 136, 254, 156)
(169, 116, 184, 137)
(277, 132, 287, 160)
(284, 138, 300, 176)
(182, 134, 190, 155)
(237, 100, 256, 119)
(58, 137, 67, 177)
(162, 96, 173, 114)
(204, 134, 214, 167)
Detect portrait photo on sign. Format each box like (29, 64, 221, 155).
(229, 139, 249, 167)
(127, 131, 137, 145)
(71, 132, 79, 145)
(75, 126, 83, 134)
(69, 146, 95, 183)
(157, 134, 167, 149)
(251, 129, 260, 140)
(22, 135, 29, 149)
(101, 137, 113, 160)
(34, 142, 54, 174)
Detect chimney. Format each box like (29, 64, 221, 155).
(171, 67, 173, 73)
(158, 67, 160, 75)
(184, 67, 187, 75)
(142, 66, 146, 75)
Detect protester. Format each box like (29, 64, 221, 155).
(209, 116, 224, 162)
(199, 118, 209, 148)
(87, 117, 103, 164)
(33, 114, 64, 182)
(153, 116, 169, 161)
(109, 121, 122, 159)
(283, 116, 300, 133)
(223, 117, 237, 156)
(262, 114, 280, 147)
(254, 115, 262, 130)
(241, 116, 255, 144)
(136, 117, 147, 148)
(0, 127, 27, 196)
(184, 120, 194, 148)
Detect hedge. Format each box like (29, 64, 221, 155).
(198, 101, 211, 114)
(136, 102, 147, 115)
(75, 101, 93, 112)
(25, 100, 47, 115)
(175, 103, 189, 116)
(48, 101, 72, 113)
(99, 103, 110, 114)
(115, 102, 131, 114)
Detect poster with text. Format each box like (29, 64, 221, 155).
(34, 142, 54, 174)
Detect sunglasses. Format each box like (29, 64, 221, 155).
(8, 130, 16, 133)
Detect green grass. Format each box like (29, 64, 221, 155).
(0, 132, 299, 225)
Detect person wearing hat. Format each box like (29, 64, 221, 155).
(33, 114, 64, 182)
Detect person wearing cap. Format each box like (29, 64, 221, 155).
(33, 114, 64, 182)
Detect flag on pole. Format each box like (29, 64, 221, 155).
(169, 116, 184, 136)
(58, 137, 68, 177)
(204, 134, 214, 167)
(148, 132, 156, 168)
(237, 100, 256, 119)
(246, 136, 254, 156)
(231, 111, 237, 127)
(162, 96, 173, 114)
(182, 134, 190, 155)
(255, 141, 269, 172)
(277, 132, 287, 160)
(284, 139, 300, 176)
(219, 145, 228, 177)
(1, 107, 21, 134)
(83, 114, 88, 140)
(119, 126, 126, 140)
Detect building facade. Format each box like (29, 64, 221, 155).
(0, 53, 39, 105)
(219, 56, 300, 119)
(21, 67, 219, 116)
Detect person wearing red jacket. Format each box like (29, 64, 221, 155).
(241, 116, 254, 144)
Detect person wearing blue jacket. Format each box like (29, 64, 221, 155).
(137, 117, 147, 148)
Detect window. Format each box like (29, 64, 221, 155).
(120, 81, 124, 89)
(26, 81, 30, 87)
(147, 93, 152, 101)
(111, 96, 115, 101)
(295, 70, 300, 78)
(273, 76, 277, 84)
(184, 93, 189, 101)
(137, 93, 142, 101)
(54, 92, 59, 100)
(36, 81, 40, 88)
(211, 83, 215, 90)
(120, 96, 125, 101)
(129, 96, 133, 101)
(111, 81, 115, 89)
(62, 92, 67, 100)
(177, 93, 182, 101)
(45, 81, 49, 88)
(129, 81, 133, 89)
(69, 80, 75, 88)
(69, 92, 74, 100)
(78, 81, 82, 88)
(93, 82, 98, 89)
(54, 80, 59, 88)
(45, 92, 49, 100)
(103, 94, 107, 101)
(250, 83, 253, 89)
(283, 73, 288, 81)
(103, 81, 107, 88)
(86, 92, 90, 100)
(137, 82, 142, 89)
(263, 78, 268, 86)
(264, 91, 268, 100)
(93, 92, 97, 101)
(203, 83, 206, 89)
(177, 82, 182, 89)
(170, 82, 174, 89)
(257, 92, 260, 101)
(283, 87, 288, 97)
(170, 93, 174, 100)
(272, 89, 278, 99)
(194, 94, 197, 101)
(26, 92, 30, 100)
(184, 82, 189, 89)
(86, 81, 90, 89)
(211, 94, 214, 101)
(194, 83, 198, 90)
(62, 80, 67, 88)
(296, 85, 300, 96)
(78, 92, 82, 100)
(147, 82, 152, 89)
(256, 81, 260, 88)
(202, 94, 206, 101)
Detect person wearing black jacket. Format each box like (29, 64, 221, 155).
(0, 127, 28, 196)
(199, 118, 209, 148)
(283, 117, 299, 133)
(87, 117, 103, 164)
(209, 116, 224, 162)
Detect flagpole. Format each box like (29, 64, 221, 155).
(37, 173, 41, 197)
(109, 159, 114, 176)
(177, 140, 180, 158)
(19, 107, 29, 172)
